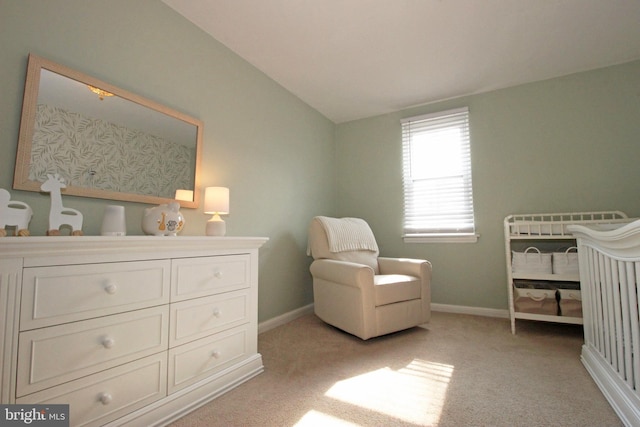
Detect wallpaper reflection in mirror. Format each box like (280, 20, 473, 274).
(32, 103, 196, 199)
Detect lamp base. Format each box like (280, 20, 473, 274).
(206, 216, 226, 236)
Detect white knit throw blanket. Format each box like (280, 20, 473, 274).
(316, 216, 379, 253)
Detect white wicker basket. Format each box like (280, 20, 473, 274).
(552, 247, 579, 275)
(512, 247, 552, 274)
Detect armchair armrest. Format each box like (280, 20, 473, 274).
(378, 257, 432, 278)
(310, 259, 375, 288)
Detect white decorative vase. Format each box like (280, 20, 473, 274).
(141, 202, 185, 236)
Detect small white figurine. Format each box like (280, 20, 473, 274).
(0, 188, 33, 237)
(40, 174, 84, 236)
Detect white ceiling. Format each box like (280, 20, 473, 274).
(162, 0, 640, 123)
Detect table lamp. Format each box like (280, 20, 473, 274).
(204, 187, 229, 236)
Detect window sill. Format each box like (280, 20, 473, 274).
(403, 233, 479, 243)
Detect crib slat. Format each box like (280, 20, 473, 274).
(591, 249, 604, 354)
(610, 258, 624, 374)
(603, 255, 616, 366)
(632, 263, 640, 392)
(619, 262, 633, 387)
(598, 252, 613, 362)
(583, 247, 597, 347)
(607, 258, 626, 376)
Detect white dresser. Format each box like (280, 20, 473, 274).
(0, 236, 267, 426)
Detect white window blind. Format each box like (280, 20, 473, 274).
(401, 107, 476, 240)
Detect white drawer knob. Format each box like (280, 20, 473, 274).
(99, 393, 113, 405)
(211, 350, 221, 359)
(213, 269, 223, 278)
(104, 283, 118, 294)
(212, 307, 221, 317)
(102, 337, 115, 349)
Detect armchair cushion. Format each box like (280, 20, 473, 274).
(374, 274, 421, 306)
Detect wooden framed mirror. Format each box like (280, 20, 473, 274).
(13, 54, 203, 208)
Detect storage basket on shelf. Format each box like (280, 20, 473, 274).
(513, 287, 558, 315)
(511, 247, 552, 275)
(558, 289, 582, 318)
(552, 247, 579, 275)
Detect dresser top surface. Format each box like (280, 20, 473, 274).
(0, 235, 269, 259)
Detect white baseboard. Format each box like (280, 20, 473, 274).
(258, 303, 314, 334)
(258, 303, 508, 335)
(431, 303, 509, 319)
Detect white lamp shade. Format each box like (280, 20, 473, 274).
(174, 189, 194, 202)
(204, 187, 229, 214)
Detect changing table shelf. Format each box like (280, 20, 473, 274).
(504, 211, 629, 334)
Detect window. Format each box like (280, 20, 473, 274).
(401, 107, 476, 243)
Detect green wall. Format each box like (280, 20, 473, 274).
(2, 0, 639, 318)
(0, 0, 335, 322)
(335, 60, 640, 310)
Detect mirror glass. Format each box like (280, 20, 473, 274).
(13, 54, 203, 208)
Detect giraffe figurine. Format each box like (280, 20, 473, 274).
(40, 174, 84, 236)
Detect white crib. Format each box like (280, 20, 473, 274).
(568, 220, 640, 426)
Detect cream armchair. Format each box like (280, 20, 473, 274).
(307, 216, 431, 340)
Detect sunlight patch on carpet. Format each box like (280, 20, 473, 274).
(294, 410, 361, 426)
(323, 359, 453, 425)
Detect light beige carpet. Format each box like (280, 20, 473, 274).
(169, 311, 622, 427)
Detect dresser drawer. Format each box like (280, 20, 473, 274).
(17, 306, 169, 397)
(170, 290, 249, 347)
(21, 260, 170, 330)
(168, 326, 249, 393)
(17, 353, 167, 427)
(171, 255, 250, 301)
